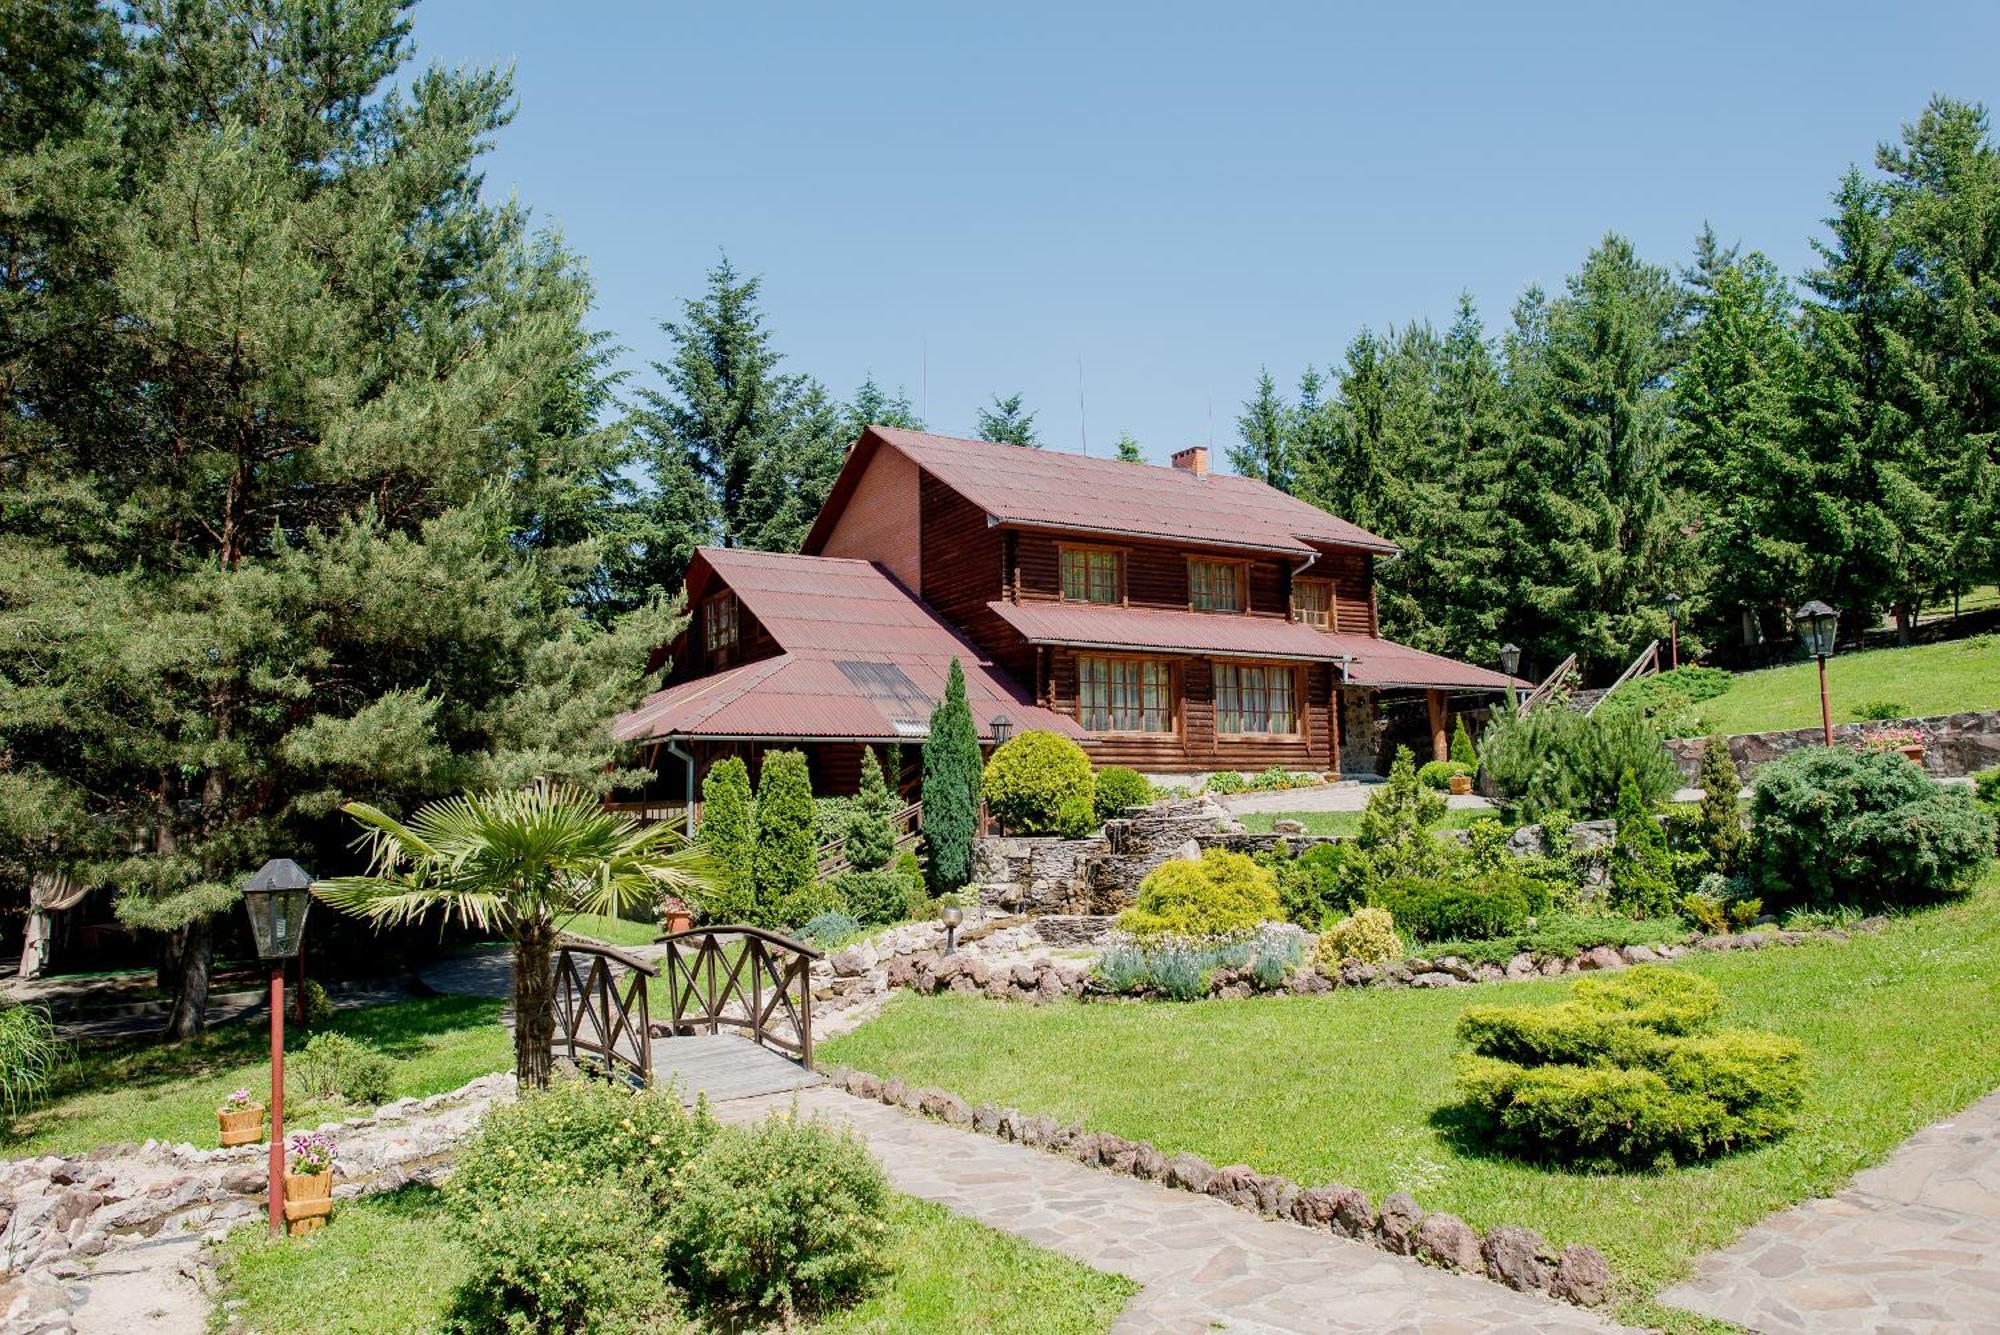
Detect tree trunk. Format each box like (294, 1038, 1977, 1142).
(513, 918, 558, 1089)
(1894, 603, 1913, 646)
(162, 915, 212, 1040)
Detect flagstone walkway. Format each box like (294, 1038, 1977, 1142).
(717, 1086, 1630, 1334)
(1662, 1087, 2000, 1333)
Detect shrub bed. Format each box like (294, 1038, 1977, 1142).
(1118, 850, 1281, 940)
(1092, 765, 1155, 822)
(1455, 968, 1806, 1169)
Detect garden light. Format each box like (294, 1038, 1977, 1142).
(940, 901, 963, 956)
(1663, 592, 1682, 671)
(242, 857, 314, 1237)
(1791, 599, 1839, 745)
(990, 713, 1013, 746)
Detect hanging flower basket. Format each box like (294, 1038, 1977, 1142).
(216, 1089, 265, 1147)
(282, 1132, 335, 1235)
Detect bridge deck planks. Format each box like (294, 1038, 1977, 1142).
(649, 1034, 823, 1106)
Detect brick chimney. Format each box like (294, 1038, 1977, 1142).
(1170, 445, 1209, 477)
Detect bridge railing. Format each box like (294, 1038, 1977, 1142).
(553, 937, 658, 1087)
(656, 924, 825, 1068)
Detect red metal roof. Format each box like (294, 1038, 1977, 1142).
(616, 549, 1082, 744)
(804, 427, 1398, 559)
(987, 600, 1522, 692)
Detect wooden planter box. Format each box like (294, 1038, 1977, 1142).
(1899, 743, 1926, 765)
(283, 1170, 333, 1235)
(217, 1106, 266, 1148)
(1448, 774, 1474, 796)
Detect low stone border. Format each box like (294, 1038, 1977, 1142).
(819, 1066, 1614, 1309)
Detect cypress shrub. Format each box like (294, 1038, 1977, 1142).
(1609, 768, 1677, 918)
(698, 757, 757, 924)
(845, 748, 897, 871)
(1695, 736, 1746, 877)
(753, 750, 817, 926)
(1450, 716, 1477, 769)
(1357, 747, 1452, 882)
(920, 659, 981, 890)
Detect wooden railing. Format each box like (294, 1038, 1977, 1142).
(816, 801, 923, 879)
(1517, 653, 1579, 715)
(604, 799, 698, 830)
(657, 925, 825, 1067)
(1587, 640, 1661, 715)
(553, 937, 658, 1087)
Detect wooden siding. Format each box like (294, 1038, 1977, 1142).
(664, 588, 781, 685)
(1042, 648, 1339, 772)
(818, 443, 921, 589)
(918, 472, 1034, 682)
(1013, 531, 1296, 617)
(1308, 548, 1377, 634)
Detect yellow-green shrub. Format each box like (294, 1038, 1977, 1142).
(983, 730, 1096, 836)
(1315, 907, 1403, 967)
(1118, 850, 1280, 940)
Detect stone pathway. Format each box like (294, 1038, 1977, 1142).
(1662, 1087, 2000, 1333)
(717, 1086, 1630, 1334)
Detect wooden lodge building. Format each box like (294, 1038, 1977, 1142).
(612, 428, 1520, 804)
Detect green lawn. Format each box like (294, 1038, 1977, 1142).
(1234, 806, 1493, 837)
(214, 1185, 1136, 1334)
(559, 910, 662, 948)
(1695, 634, 2000, 735)
(0, 995, 509, 1155)
(825, 865, 2000, 1329)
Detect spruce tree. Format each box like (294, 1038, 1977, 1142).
(920, 660, 982, 890)
(1695, 737, 1746, 878)
(1450, 718, 1478, 769)
(1231, 370, 1294, 489)
(847, 375, 925, 434)
(697, 758, 757, 922)
(752, 750, 817, 925)
(0, 0, 674, 1036)
(846, 748, 896, 872)
(974, 393, 1040, 447)
(1356, 746, 1450, 882)
(1610, 769, 1677, 918)
(1113, 432, 1144, 463)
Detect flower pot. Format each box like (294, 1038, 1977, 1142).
(1899, 743, 1926, 765)
(217, 1105, 266, 1148)
(283, 1170, 333, 1235)
(664, 909, 693, 934)
(1448, 774, 1474, 797)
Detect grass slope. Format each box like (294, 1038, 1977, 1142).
(1, 995, 509, 1155)
(825, 866, 2000, 1328)
(214, 1185, 1136, 1335)
(1697, 635, 2000, 735)
(1233, 807, 1491, 837)
(558, 910, 661, 948)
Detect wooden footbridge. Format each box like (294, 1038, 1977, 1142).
(552, 925, 826, 1105)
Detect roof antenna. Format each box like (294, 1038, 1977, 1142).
(1207, 393, 1214, 449)
(920, 335, 928, 422)
(1077, 354, 1088, 455)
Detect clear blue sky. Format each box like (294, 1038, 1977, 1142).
(412, 0, 1999, 466)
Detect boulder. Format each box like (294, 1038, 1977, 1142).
(1165, 1152, 1217, 1194)
(1272, 819, 1307, 835)
(879, 1077, 907, 1107)
(1251, 1174, 1299, 1219)
(829, 944, 873, 977)
(1203, 1165, 1262, 1210)
(1291, 1186, 1344, 1231)
(1505, 952, 1538, 980)
(1578, 945, 1626, 971)
(1020, 1114, 1059, 1148)
(1552, 1244, 1613, 1306)
(851, 1071, 882, 1101)
(1328, 1186, 1375, 1241)
(1131, 1144, 1171, 1181)
(1100, 1138, 1142, 1175)
(971, 1104, 1002, 1136)
(1619, 944, 1660, 964)
(1414, 1212, 1484, 1274)
(1408, 971, 1462, 989)
(1539, 957, 1567, 977)
(1066, 1132, 1108, 1166)
(1481, 1225, 1553, 1293)
(1376, 1192, 1423, 1255)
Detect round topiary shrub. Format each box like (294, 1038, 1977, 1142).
(983, 730, 1097, 836)
(1316, 906, 1403, 968)
(1119, 849, 1281, 940)
(1749, 745, 1995, 911)
(1093, 765, 1155, 822)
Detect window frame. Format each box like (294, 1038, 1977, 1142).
(1075, 653, 1178, 737)
(1187, 556, 1249, 614)
(1058, 543, 1127, 606)
(1212, 659, 1304, 739)
(1291, 577, 1335, 630)
(703, 591, 739, 660)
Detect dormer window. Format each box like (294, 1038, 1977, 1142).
(1061, 546, 1123, 605)
(1292, 579, 1333, 630)
(704, 592, 739, 659)
(1189, 558, 1245, 613)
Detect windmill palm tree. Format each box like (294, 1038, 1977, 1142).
(315, 786, 713, 1088)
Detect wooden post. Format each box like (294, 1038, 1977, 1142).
(1427, 689, 1449, 764)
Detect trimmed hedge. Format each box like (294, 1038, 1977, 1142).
(1455, 968, 1806, 1169)
(1119, 850, 1281, 940)
(984, 730, 1096, 836)
(1093, 765, 1155, 822)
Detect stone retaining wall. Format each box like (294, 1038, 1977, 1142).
(1665, 708, 2000, 781)
(820, 1066, 1614, 1308)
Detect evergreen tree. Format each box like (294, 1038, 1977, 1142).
(1609, 769, 1676, 917)
(974, 393, 1040, 447)
(847, 374, 925, 434)
(751, 750, 817, 924)
(1450, 717, 1478, 769)
(1113, 431, 1144, 463)
(1695, 737, 1746, 878)
(1231, 370, 1294, 488)
(0, 0, 673, 1036)
(697, 757, 757, 921)
(846, 748, 896, 872)
(920, 660, 982, 889)
(1356, 747, 1450, 882)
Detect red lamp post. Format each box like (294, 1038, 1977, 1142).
(242, 858, 313, 1237)
(1792, 600, 1840, 747)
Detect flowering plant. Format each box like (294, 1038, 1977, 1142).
(656, 894, 690, 922)
(287, 1131, 334, 1176)
(1861, 727, 1926, 751)
(220, 1087, 260, 1113)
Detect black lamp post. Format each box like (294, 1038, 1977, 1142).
(1791, 600, 1840, 746)
(990, 713, 1013, 748)
(243, 858, 313, 1237)
(1663, 592, 1683, 671)
(1498, 643, 1522, 710)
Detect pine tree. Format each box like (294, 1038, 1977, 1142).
(974, 393, 1040, 447)
(697, 758, 757, 921)
(846, 748, 896, 872)
(1113, 431, 1144, 463)
(1231, 370, 1293, 488)
(847, 375, 925, 434)
(920, 660, 982, 889)
(1610, 769, 1677, 917)
(1356, 747, 1450, 882)
(1695, 737, 1746, 878)
(752, 750, 817, 924)
(0, 0, 675, 1036)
